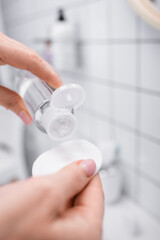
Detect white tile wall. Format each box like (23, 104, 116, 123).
(141, 44, 160, 92)
(77, 0, 111, 40)
(28, 16, 54, 40)
(79, 81, 97, 110)
(140, 20, 160, 39)
(4, 0, 31, 24)
(140, 138, 160, 182)
(8, 24, 30, 43)
(0, 107, 27, 179)
(140, 94, 160, 140)
(114, 88, 136, 129)
(93, 83, 113, 118)
(2, 0, 160, 222)
(140, 178, 160, 219)
(76, 110, 91, 139)
(111, 0, 136, 39)
(93, 118, 111, 143)
(68, 2, 107, 41)
(116, 127, 136, 167)
(78, 44, 112, 79)
(1, 0, 14, 9)
(113, 44, 136, 86)
(0, 0, 5, 33)
(88, 0, 110, 40)
(121, 164, 138, 199)
(30, 0, 54, 14)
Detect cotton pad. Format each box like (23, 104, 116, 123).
(32, 139, 102, 177)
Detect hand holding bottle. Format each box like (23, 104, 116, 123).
(0, 32, 63, 125)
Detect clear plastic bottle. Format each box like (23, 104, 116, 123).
(15, 71, 85, 141)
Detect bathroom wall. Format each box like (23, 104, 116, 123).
(2, 0, 160, 222)
(0, 0, 28, 182)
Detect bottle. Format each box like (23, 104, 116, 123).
(51, 8, 76, 70)
(15, 71, 85, 141)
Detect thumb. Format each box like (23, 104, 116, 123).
(50, 159, 96, 202)
(0, 85, 32, 125)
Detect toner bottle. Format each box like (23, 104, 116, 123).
(16, 71, 85, 141)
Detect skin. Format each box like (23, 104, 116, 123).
(0, 161, 104, 240)
(0, 33, 104, 240)
(0, 32, 62, 123)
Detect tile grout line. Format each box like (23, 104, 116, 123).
(122, 162, 160, 191)
(134, 16, 142, 205)
(81, 106, 160, 146)
(121, 163, 160, 223)
(5, 35, 160, 44)
(108, 0, 116, 141)
(80, 107, 160, 190)
(59, 70, 160, 98)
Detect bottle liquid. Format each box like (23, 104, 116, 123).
(15, 71, 85, 141)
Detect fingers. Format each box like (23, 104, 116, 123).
(0, 33, 63, 88)
(48, 159, 96, 205)
(74, 174, 104, 220)
(0, 85, 32, 125)
(48, 175, 104, 240)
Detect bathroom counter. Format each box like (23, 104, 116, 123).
(103, 198, 160, 240)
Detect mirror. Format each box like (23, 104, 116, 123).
(127, 0, 160, 29)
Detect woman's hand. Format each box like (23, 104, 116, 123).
(0, 159, 104, 240)
(0, 32, 63, 125)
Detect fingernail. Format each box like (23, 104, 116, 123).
(79, 159, 96, 177)
(19, 111, 32, 125)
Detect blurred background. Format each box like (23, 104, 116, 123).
(0, 0, 160, 239)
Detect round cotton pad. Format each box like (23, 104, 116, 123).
(32, 139, 102, 177)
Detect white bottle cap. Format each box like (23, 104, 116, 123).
(42, 108, 77, 141)
(50, 84, 85, 110)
